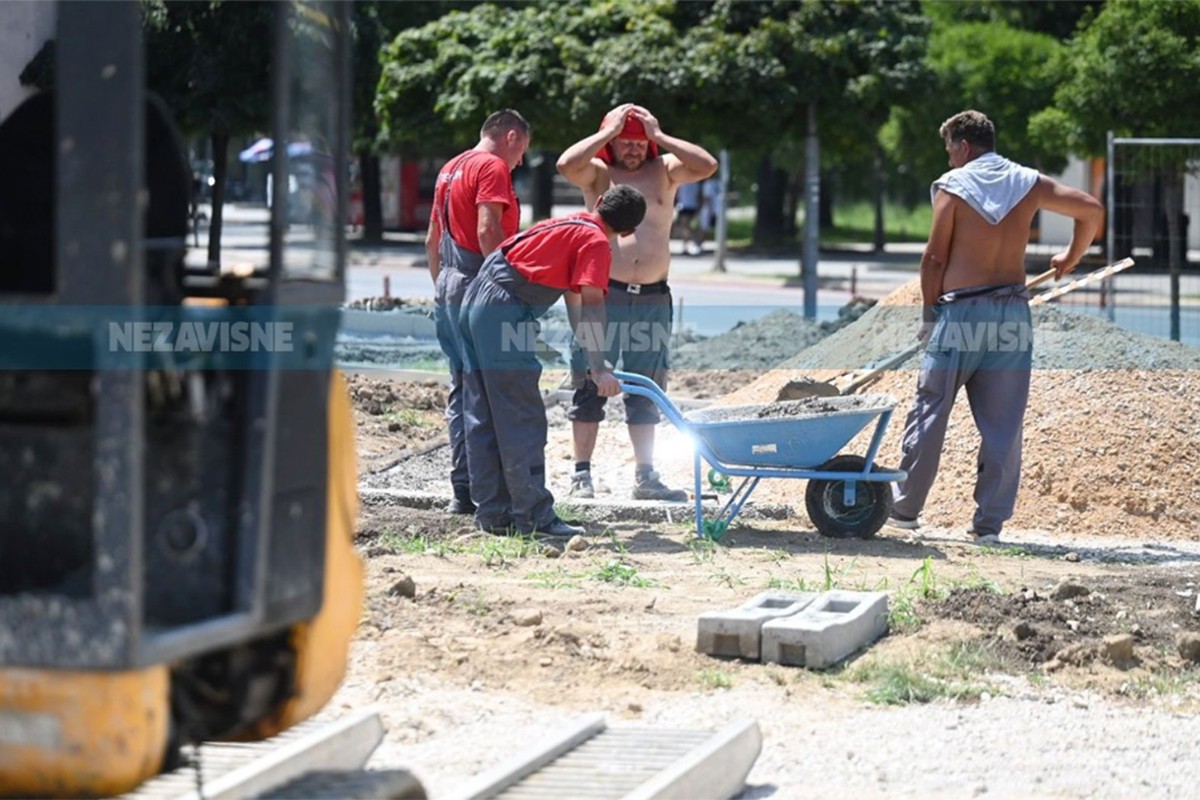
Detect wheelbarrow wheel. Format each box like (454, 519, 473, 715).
(805, 455, 893, 539)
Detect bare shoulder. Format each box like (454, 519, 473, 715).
(1035, 174, 1103, 214)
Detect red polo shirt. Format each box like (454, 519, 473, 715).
(433, 150, 519, 254)
(501, 213, 612, 293)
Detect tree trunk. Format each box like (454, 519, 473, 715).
(1163, 169, 1184, 341)
(872, 144, 886, 253)
(206, 130, 229, 270)
(359, 151, 383, 242)
(711, 148, 729, 273)
(784, 169, 801, 238)
(753, 153, 787, 247)
(531, 151, 555, 222)
(818, 169, 834, 229)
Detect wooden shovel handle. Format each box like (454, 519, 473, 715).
(1026, 267, 1057, 291)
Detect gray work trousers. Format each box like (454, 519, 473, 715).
(893, 285, 1032, 535)
(458, 254, 563, 533)
(433, 237, 484, 494)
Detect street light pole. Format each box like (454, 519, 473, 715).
(802, 102, 819, 319)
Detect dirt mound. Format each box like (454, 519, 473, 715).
(346, 374, 449, 474)
(927, 573, 1198, 671)
(726, 278, 1200, 540)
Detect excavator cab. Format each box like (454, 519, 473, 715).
(0, 2, 363, 795)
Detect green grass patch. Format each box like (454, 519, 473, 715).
(697, 668, 734, 690)
(376, 530, 463, 557)
(688, 537, 721, 564)
(823, 201, 933, 244)
(708, 567, 748, 589)
(723, 201, 932, 250)
(526, 567, 585, 590)
(475, 533, 544, 568)
(382, 408, 434, 427)
(589, 557, 659, 588)
(767, 575, 819, 593)
(848, 640, 1002, 705)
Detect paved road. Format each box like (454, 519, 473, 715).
(191, 203, 1200, 343)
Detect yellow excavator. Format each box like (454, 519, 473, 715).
(0, 2, 365, 795)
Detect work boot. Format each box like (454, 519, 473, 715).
(632, 469, 687, 502)
(887, 511, 921, 530)
(530, 517, 586, 538)
(568, 470, 595, 499)
(445, 486, 476, 515)
(476, 517, 515, 536)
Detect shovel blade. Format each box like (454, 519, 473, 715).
(775, 377, 842, 401)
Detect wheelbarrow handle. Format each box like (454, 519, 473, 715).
(612, 370, 690, 430)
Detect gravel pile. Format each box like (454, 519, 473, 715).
(726, 277, 1200, 539)
(670, 299, 873, 371)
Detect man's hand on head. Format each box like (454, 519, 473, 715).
(601, 104, 635, 138)
(631, 106, 662, 141)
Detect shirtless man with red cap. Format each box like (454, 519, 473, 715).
(557, 104, 717, 501)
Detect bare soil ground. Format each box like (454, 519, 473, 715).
(337, 285, 1200, 797)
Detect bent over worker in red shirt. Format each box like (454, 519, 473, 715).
(425, 109, 530, 517)
(458, 185, 647, 537)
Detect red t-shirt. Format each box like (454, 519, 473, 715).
(501, 212, 612, 293)
(432, 150, 519, 254)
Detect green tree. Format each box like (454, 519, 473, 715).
(686, 0, 931, 249)
(142, 0, 275, 269)
(1030, 0, 1200, 340)
(352, 1, 484, 241)
(375, 0, 930, 247)
(377, 0, 705, 219)
(886, 20, 1067, 191)
(923, 0, 1101, 41)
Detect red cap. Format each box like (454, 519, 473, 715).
(597, 112, 659, 164)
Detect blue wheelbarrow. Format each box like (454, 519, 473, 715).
(613, 371, 907, 540)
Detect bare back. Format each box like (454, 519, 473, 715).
(941, 182, 1042, 292)
(582, 158, 675, 284)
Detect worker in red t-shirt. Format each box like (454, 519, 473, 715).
(458, 185, 647, 538)
(425, 110, 531, 516)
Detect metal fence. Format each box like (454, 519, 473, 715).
(1100, 136, 1200, 346)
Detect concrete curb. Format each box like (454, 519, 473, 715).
(358, 488, 795, 526)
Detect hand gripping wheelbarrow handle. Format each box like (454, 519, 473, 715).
(612, 370, 690, 430)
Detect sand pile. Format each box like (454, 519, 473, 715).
(724, 278, 1200, 540)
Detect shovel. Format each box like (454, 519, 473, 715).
(778, 257, 1135, 400)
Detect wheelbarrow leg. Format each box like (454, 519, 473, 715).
(719, 476, 761, 531)
(694, 452, 704, 538)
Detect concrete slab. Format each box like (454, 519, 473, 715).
(760, 590, 889, 669)
(696, 592, 818, 660)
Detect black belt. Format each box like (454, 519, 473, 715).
(937, 283, 1024, 305)
(609, 278, 669, 295)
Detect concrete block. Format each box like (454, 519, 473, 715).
(696, 592, 818, 660)
(760, 590, 889, 669)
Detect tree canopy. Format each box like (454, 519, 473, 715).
(375, 0, 931, 155)
(885, 20, 1067, 185)
(1029, 0, 1200, 155)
